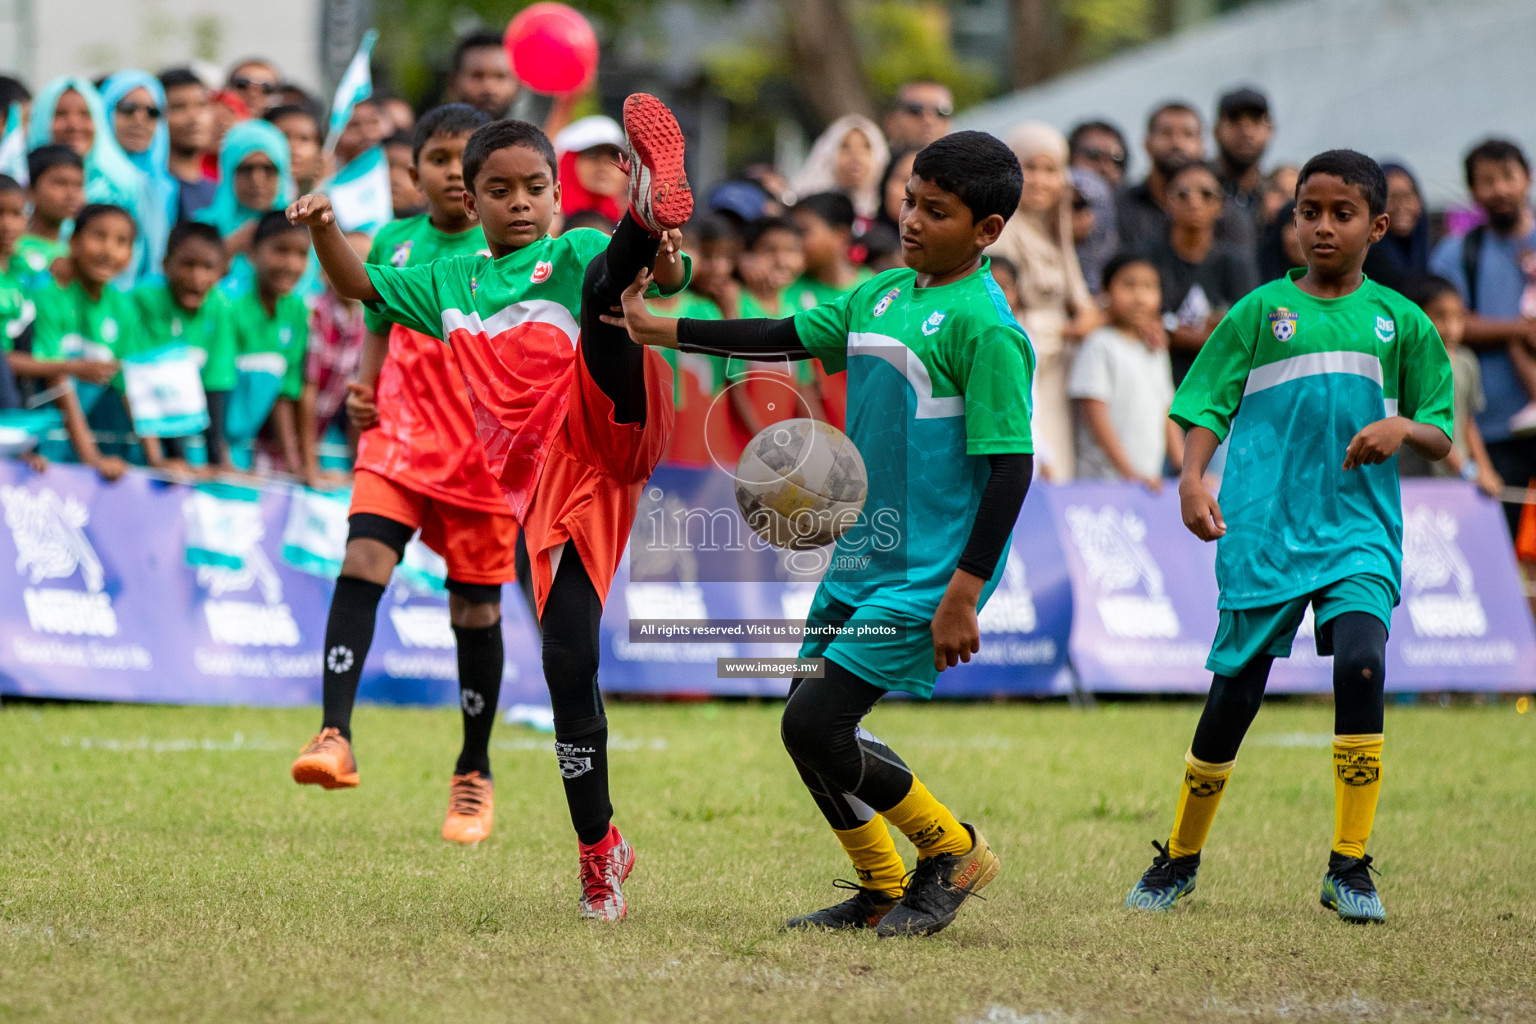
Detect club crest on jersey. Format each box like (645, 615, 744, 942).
(530, 260, 553, 284)
(390, 240, 413, 267)
(1268, 307, 1298, 342)
(921, 310, 947, 336)
(873, 287, 900, 317)
(1375, 316, 1396, 343)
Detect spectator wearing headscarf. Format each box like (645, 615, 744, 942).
(27, 76, 157, 285)
(1362, 161, 1430, 293)
(790, 115, 889, 230)
(196, 119, 292, 292)
(101, 70, 179, 277)
(989, 121, 1098, 481)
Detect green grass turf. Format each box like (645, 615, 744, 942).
(1, 700, 1533, 1023)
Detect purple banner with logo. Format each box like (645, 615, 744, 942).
(0, 462, 546, 707)
(599, 466, 1076, 697)
(1048, 479, 1536, 693)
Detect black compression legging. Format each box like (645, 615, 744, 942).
(781, 661, 915, 831)
(579, 214, 661, 426)
(1190, 610, 1388, 763)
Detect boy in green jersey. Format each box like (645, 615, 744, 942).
(605, 131, 1035, 937)
(224, 212, 311, 476)
(786, 191, 870, 311)
(133, 221, 237, 469)
(15, 147, 83, 276)
(291, 96, 695, 922)
(1125, 150, 1455, 923)
(29, 204, 146, 480)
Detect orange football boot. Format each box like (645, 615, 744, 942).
(442, 771, 495, 844)
(290, 727, 360, 789)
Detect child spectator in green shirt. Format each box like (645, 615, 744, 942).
(16, 146, 84, 276)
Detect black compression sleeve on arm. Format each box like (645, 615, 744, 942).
(956, 453, 1033, 580)
(676, 316, 809, 359)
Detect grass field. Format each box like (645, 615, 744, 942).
(1, 699, 1533, 1023)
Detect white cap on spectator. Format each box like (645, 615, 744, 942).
(554, 116, 624, 156)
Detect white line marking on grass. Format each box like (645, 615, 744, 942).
(963, 1008, 1081, 1024)
(58, 732, 285, 753)
(1251, 731, 1333, 748)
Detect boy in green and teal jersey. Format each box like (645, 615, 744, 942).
(15, 146, 84, 277)
(1126, 151, 1455, 923)
(224, 212, 310, 475)
(133, 221, 237, 468)
(28, 204, 147, 479)
(607, 132, 1036, 938)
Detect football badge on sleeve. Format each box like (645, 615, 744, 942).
(1268, 307, 1298, 342)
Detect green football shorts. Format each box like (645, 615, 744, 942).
(798, 589, 938, 699)
(1206, 574, 1396, 677)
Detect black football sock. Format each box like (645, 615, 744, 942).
(554, 714, 612, 845)
(319, 576, 386, 740)
(453, 622, 504, 777)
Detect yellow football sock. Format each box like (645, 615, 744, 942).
(1168, 750, 1236, 859)
(1332, 733, 1384, 859)
(881, 778, 971, 859)
(832, 817, 906, 897)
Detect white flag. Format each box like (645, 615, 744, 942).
(0, 103, 28, 184)
(324, 29, 378, 155)
(325, 146, 393, 235)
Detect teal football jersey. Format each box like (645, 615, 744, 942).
(792, 259, 1035, 620)
(1171, 270, 1455, 609)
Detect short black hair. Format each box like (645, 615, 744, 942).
(0, 174, 22, 196)
(1101, 251, 1157, 291)
(1167, 159, 1221, 187)
(692, 213, 740, 246)
(792, 191, 856, 232)
(462, 119, 556, 189)
(0, 74, 31, 109)
(411, 103, 489, 163)
(1406, 274, 1462, 310)
(165, 220, 224, 258)
(1297, 149, 1388, 218)
(450, 30, 505, 75)
(158, 67, 202, 91)
(265, 103, 321, 130)
(743, 215, 800, 251)
(1148, 101, 1201, 133)
(1464, 138, 1530, 189)
(910, 130, 1023, 224)
(73, 203, 136, 238)
(562, 209, 615, 235)
(253, 209, 305, 247)
(28, 144, 84, 184)
(1067, 119, 1126, 159)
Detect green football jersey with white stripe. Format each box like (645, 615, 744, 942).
(1171, 270, 1454, 610)
(793, 259, 1035, 618)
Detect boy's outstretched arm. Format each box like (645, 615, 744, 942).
(601, 269, 807, 358)
(1343, 417, 1452, 470)
(287, 195, 382, 304)
(1178, 425, 1225, 542)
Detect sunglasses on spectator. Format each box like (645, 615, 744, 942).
(900, 101, 953, 119)
(230, 77, 280, 94)
(116, 101, 161, 119)
(1173, 187, 1222, 203)
(1080, 145, 1126, 168)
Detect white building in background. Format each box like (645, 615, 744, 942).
(962, 0, 1536, 209)
(0, 0, 322, 90)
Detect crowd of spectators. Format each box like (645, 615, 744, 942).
(0, 44, 1531, 544)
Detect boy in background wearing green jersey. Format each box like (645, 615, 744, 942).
(28, 204, 145, 481)
(15, 147, 83, 277)
(605, 131, 1035, 938)
(134, 221, 237, 471)
(225, 212, 311, 476)
(1125, 151, 1455, 923)
(787, 192, 869, 311)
